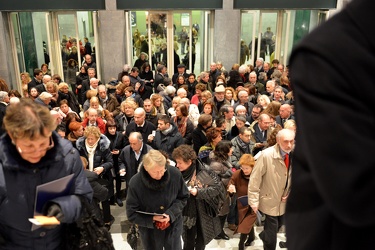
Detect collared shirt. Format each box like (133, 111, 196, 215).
(133, 144, 144, 161)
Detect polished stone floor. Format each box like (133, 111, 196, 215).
(108, 192, 287, 250)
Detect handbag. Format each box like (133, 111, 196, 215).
(127, 224, 140, 250)
(65, 197, 115, 250)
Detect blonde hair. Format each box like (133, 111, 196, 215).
(143, 150, 167, 171)
(83, 126, 101, 139)
(58, 82, 69, 90)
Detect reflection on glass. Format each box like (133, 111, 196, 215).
(259, 13, 277, 64)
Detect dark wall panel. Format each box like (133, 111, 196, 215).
(117, 0, 223, 10)
(0, 0, 105, 11)
(234, 0, 337, 9)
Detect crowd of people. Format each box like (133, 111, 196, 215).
(0, 53, 296, 250)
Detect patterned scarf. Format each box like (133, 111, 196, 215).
(173, 116, 188, 137)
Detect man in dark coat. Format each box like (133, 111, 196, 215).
(149, 114, 183, 159)
(118, 132, 153, 188)
(286, 0, 375, 249)
(27, 68, 43, 92)
(124, 108, 156, 146)
(0, 91, 9, 135)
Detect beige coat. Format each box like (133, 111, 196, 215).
(248, 144, 291, 216)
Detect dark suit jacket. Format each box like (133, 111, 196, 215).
(124, 121, 156, 146)
(0, 102, 7, 135)
(252, 123, 267, 156)
(118, 143, 153, 184)
(154, 73, 165, 93)
(286, 0, 375, 249)
(275, 115, 295, 128)
(36, 84, 46, 94)
(27, 78, 42, 92)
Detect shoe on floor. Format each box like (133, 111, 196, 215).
(116, 198, 123, 207)
(279, 241, 287, 248)
(215, 232, 230, 240)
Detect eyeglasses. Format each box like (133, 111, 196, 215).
(17, 136, 54, 154)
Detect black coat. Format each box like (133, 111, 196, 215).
(192, 124, 208, 154)
(286, 0, 375, 249)
(126, 165, 189, 250)
(118, 143, 153, 184)
(151, 124, 184, 159)
(0, 102, 7, 136)
(181, 161, 222, 245)
(27, 77, 42, 92)
(124, 120, 156, 146)
(76, 134, 114, 178)
(0, 132, 93, 249)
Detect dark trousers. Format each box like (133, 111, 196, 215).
(183, 216, 205, 250)
(260, 214, 283, 250)
(102, 200, 112, 223)
(227, 196, 238, 225)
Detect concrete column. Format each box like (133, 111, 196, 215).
(97, 0, 126, 83)
(213, 0, 241, 71)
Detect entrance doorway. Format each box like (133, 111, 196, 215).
(8, 11, 98, 91)
(128, 10, 213, 77)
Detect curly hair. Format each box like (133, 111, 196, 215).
(172, 145, 197, 165)
(206, 127, 222, 143)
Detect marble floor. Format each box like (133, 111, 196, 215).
(108, 193, 287, 250)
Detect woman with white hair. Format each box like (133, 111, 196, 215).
(126, 150, 189, 250)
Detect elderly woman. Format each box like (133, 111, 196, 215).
(172, 145, 222, 250)
(0, 99, 92, 248)
(57, 82, 80, 114)
(172, 104, 194, 145)
(76, 126, 114, 229)
(210, 140, 234, 240)
(198, 127, 222, 165)
(227, 154, 257, 250)
(126, 150, 189, 250)
(66, 121, 84, 147)
(115, 98, 137, 134)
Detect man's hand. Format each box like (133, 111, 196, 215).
(93, 166, 104, 175)
(251, 206, 258, 214)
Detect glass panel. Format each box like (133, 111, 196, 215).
(292, 10, 310, 48)
(149, 13, 167, 69)
(57, 13, 80, 83)
(10, 13, 25, 74)
(191, 10, 203, 74)
(240, 11, 257, 66)
(130, 11, 157, 70)
(259, 12, 278, 64)
(18, 12, 38, 75)
(173, 12, 189, 69)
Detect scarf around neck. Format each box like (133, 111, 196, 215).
(85, 138, 99, 171)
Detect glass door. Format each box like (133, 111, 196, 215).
(240, 11, 257, 66)
(128, 10, 211, 77)
(53, 12, 81, 84)
(258, 11, 278, 64)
